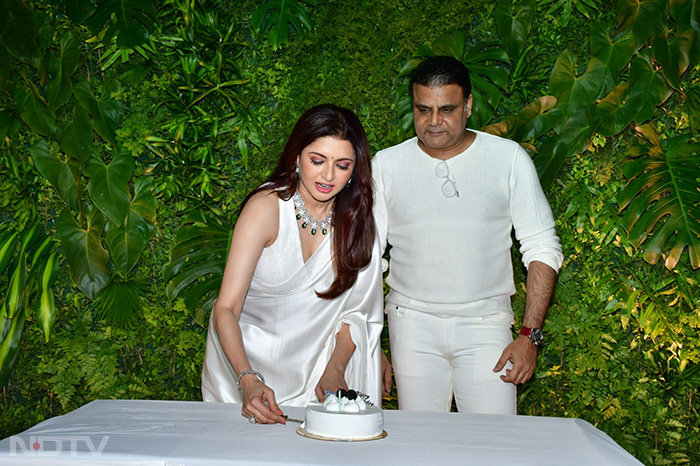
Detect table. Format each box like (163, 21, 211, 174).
(0, 400, 643, 465)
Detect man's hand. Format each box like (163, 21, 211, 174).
(493, 261, 556, 386)
(493, 336, 538, 385)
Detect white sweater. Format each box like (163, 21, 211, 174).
(372, 131, 564, 316)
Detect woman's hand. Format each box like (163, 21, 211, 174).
(315, 363, 349, 402)
(315, 324, 356, 402)
(240, 375, 286, 424)
(380, 350, 393, 397)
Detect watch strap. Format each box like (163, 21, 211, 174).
(519, 326, 543, 345)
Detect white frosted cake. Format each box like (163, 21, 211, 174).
(301, 389, 384, 440)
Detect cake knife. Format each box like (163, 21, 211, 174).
(283, 415, 304, 424)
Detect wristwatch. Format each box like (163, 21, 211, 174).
(519, 327, 544, 346)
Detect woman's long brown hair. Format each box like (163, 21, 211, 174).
(243, 104, 375, 299)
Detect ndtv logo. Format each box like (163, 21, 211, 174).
(10, 435, 110, 456)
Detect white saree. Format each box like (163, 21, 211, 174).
(201, 196, 384, 406)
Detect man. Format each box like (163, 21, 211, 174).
(372, 56, 563, 414)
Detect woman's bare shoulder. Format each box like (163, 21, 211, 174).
(236, 189, 281, 244)
(243, 189, 281, 216)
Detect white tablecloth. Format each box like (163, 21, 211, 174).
(0, 400, 643, 465)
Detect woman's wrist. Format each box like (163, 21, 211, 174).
(236, 369, 265, 394)
(324, 360, 348, 377)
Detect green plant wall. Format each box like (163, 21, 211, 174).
(0, 0, 699, 463)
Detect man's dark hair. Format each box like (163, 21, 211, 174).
(410, 56, 471, 102)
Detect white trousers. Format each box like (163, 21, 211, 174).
(388, 305, 517, 415)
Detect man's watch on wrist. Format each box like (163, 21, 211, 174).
(519, 327, 544, 346)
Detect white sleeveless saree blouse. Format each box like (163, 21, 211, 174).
(201, 195, 384, 406)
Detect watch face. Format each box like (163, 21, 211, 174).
(530, 328, 544, 345)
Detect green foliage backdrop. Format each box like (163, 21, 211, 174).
(1, 0, 699, 463)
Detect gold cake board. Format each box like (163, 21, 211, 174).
(296, 426, 388, 442)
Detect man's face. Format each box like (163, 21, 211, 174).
(413, 83, 472, 158)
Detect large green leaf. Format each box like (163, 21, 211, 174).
(57, 0, 96, 23)
(650, 22, 693, 91)
(595, 82, 635, 136)
(185, 278, 220, 326)
(670, 0, 700, 63)
(626, 50, 673, 124)
(535, 136, 572, 191)
(416, 27, 467, 59)
(0, 304, 26, 388)
(85, 149, 134, 226)
(686, 84, 700, 133)
(35, 250, 59, 343)
(535, 104, 599, 189)
(4, 249, 26, 319)
(482, 96, 561, 144)
(0, 0, 39, 63)
(56, 105, 93, 165)
(549, 51, 607, 121)
(2, 223, 43, 320)
(616, 0, 666, 40)
(163, 210, 231, 324)
(28, 140, 81, 211)
(30, 235, 55, 270)
(44, 32, 80, 112)
(251, 0, 314, 47)
(494, 0, 534, 61)
(617, 125, 700, 269)
(0, 230, 19, 276)
(0, 109, 22, 141)
(19, 221, 42, 253)
(514, 96, 562, 141)
(397, 30, 509, 131)
(73, 76, 101, 117)
(73, 76, 123, 146)
(83, 0, 157, 48)
(594, 50, 672, 135)
(104, 177, 155, 275)
(90, 278, 146, 327)
(11, 84, 56, 138)
(461, 41, 509, 128)
(589, 22, 638, 92)
(482, 115, 518, 140)
(56, 207, 110, 298)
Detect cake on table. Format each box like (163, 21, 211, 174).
(299, 389, 385, 441)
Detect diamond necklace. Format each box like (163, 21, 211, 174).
(292, 192, 333, 235)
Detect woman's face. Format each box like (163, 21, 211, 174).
(297, 136, 356, 205)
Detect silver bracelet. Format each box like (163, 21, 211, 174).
(236, 369, 265, 394)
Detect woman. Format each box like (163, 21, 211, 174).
(201, 104, 384, 425)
